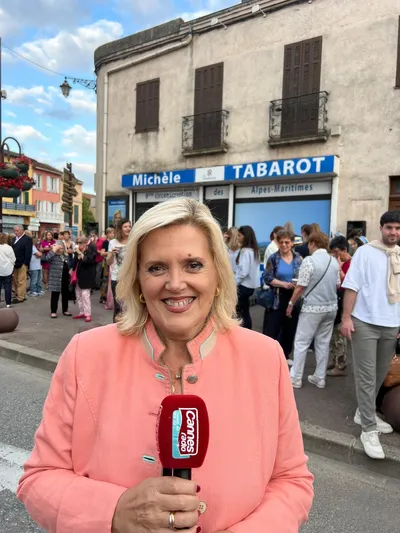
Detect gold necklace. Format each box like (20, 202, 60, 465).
(161, 358, 182, 393)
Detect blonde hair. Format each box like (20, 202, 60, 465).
(225, 227, 240, 252)
(117, 199, 239, 336)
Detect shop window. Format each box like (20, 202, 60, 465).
(136, 78, 160, 133)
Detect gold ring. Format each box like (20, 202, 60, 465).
(168, 512, 176, 530)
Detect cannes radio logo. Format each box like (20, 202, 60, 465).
(172, 408, 199, 459)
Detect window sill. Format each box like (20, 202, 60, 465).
(135, 127, 159, 134)
(268, 133, 329, 148)
(182, 144, 229, 157)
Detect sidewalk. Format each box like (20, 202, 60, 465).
(1, 295, 399, 478)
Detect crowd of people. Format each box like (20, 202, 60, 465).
(0, 219, 133, 323)
(224, 212, 400, 460)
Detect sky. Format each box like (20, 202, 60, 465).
(0, 0, 234, 193)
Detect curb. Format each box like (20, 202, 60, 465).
(1, 340, 399, 480)
(301, 421, 400, 480)
(0, 340, 59, 373)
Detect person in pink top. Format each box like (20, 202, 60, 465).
(17, 199, 314, 533)
(39, 230, 56, 287)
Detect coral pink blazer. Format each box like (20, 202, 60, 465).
(17, 320, 313, 533)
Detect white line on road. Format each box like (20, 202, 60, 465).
(0, 443, 30, 492)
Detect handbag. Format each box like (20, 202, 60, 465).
(384, 340, 400, 387)
(256, 287, 275, 310)
(299, 256, 332, 310)
(70, 268, 77, 286)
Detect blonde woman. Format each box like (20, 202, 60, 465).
(224, 226, 240, 271)
(18, 199, 313, 533)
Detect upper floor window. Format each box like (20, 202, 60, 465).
(33, 173, 42, 190)
(135, 78, 160, 133)
(47, 177, 59, 193)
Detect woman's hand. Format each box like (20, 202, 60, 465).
(284, 282, 294, 290)
(111, 477, 200, 533)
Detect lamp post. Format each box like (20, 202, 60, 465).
(60, 77, 96, 98)
(0, 37, 23, 232)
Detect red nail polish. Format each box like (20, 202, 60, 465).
(196, 528, 202, 533)
(196, 485, 201, 493)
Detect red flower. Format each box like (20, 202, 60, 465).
(15, 155, 31, 165)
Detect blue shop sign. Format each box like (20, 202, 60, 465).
(121, 155, 338, 188)
(224, 155, 337, 181)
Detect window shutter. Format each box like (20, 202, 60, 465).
(56, 178, 60, 194)
(136, 78, 160, 132)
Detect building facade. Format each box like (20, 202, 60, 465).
(2, 153, 36, 234)
(32, 162, 63, 237)
(94, 0, 400, 243)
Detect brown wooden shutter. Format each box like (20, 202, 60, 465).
(194, 63, 223, 115)
(396, 16, 400, 88)
(283, 37, 322, 98)
(136, 78, 160, 133)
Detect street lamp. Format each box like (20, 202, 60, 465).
(60, 76, 96, 98)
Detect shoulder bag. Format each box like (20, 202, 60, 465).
(299, 256, 332, 310)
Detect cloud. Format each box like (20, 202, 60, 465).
(178, 9, 212, 21)
(3, 123, 49, 143)
(12, 19, 123, 73)
(45, 123, 53, 127)
(0, 7, 20, 37)
(4, 85, 54, 107)
(62, 125, 96, 151)
(64, 152, 79, 158)
(5, 110, 17, 118)
(64, 89, 96, 114)
(114, 0, 172, 17)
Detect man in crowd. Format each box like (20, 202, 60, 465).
(12, 225, 33, 304)
(341, 211, 400, 460)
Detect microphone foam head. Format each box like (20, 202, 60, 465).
(157, 395, 209, 470)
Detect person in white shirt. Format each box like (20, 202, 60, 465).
(224, 227, 240, 273)
(107, 218, 132, 322)
(0, 232, 16, 307)
(341, 211, 400, 460)
(235, 225, 260, 329)
(29, 238, 44, 297)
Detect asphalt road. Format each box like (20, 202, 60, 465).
(0, 357, 399, 533)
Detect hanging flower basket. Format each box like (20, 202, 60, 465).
(0, 163, 19, 179)
(19, 175, 35, 191)
(14, 156, 31, 174)
(0, 187, 21, 198)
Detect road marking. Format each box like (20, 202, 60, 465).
(0, 443, 31, 492)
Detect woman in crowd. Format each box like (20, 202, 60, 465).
(264, 230, 303, 362)
(39, 231, 56, 287)
(0, 232, 16, 308)
(327, 235, 352, 377)
(264, 226, 283, 267)
(107, 218, 132, 321)
(18, 198, 313, 533)
(99, 227, 115, 304)
(73, 236, 96, 323)
(235, 225, 260, 329)
(44, 241, 72, 319)
(29, 238, 43, 297)
(287, 232, 340, 389)
(348, 230, 365, 256)
(224, 226, 240, 272)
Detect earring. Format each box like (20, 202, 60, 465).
(215, 287, 220, 297)
(139, 294, 146, 304)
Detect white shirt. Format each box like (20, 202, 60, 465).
(30, 246, 42, 271)
(108, 239, 128, 282)
(263, 241, 279, 289)
(0, 244, 16, 276)
(297, 249, 340, 314)
(235, 248, 260, 289)
(342, 244, 400, 327)
(228, 248, 239, 274)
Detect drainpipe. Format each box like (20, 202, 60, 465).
(101, 32, 193, 232)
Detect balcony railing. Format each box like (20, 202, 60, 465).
(37, 211, 64, 224)
(2, 202, 35, 212)
(269, 91, 329, 146)
(182, 110, 229, 155)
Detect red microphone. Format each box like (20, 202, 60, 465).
(157, 395, 209, 480)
